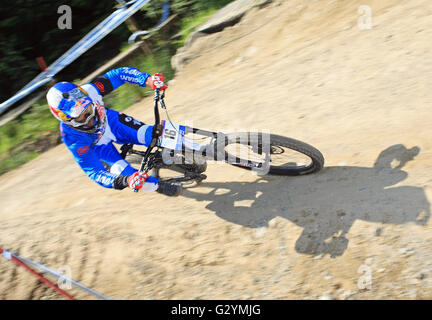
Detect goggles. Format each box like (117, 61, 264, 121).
(70, 103, 96, 128)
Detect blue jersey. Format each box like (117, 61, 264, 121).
(60, 67, 158, 191)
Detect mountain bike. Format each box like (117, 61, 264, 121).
(120, 89, 325, 191)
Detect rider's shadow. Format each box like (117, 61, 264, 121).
(183, 144, 430, 258)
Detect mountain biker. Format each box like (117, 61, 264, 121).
(46, 66, 182, 196)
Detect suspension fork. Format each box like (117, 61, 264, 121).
(133, 89, 163, 192)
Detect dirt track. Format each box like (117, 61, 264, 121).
(1, 0, 432, 299)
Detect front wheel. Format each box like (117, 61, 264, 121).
(125, 148, 207, 188)
(213, 132, 324, 176)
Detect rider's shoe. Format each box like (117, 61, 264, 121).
(156, 180, 183, 197)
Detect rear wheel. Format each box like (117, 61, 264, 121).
(214, 132, 324, 176)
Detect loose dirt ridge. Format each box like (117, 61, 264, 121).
(0, 0, 431, 299)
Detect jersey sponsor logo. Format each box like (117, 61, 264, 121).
(77, 145, 90, 155)
(118, 112, 144, 130)
(120, 75, 138, 83)
(91, 77, 113, 96)
(95, 173, 116, 186)
(94, 81, 105, 93)
(122, 67, 141, 76)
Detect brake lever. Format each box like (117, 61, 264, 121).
(160, 90, 166, 109)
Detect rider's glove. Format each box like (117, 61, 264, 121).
(147, 73, 168, 90)
(127, 171, 149, 191)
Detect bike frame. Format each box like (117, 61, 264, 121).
(131, 89, 214, 191)
(137, 89, 163, 172)
(133, 89, 219, 168)
(129, 89, 269, 191)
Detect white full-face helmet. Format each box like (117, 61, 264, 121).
(46, 81, 106, 134)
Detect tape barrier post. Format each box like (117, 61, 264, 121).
(0, 247, 76, 300)
(16, 255, 112, 300)
(1, 247, 113, 300)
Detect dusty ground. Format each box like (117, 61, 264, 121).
(1, 0, 432, 300)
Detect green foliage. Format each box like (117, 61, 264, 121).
(0, 0, 131, 102)
(141, 0, 234, 18)
(0, 100, 58, 154)
(0, 0, 236, 175)
(104, 47, 175, 111)
(173, 8, 219, 48)
(141, 0, 234, 48)
(0, 98, 58, 175)
(0, 0, 233, 102)
(0, 150, 39, 175)
(0, 48, 175, 174)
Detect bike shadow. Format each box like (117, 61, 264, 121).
(182, 144, 430, 258)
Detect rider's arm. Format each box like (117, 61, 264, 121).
(89, 67, 151, 96)
(65, 139, 129, 189)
